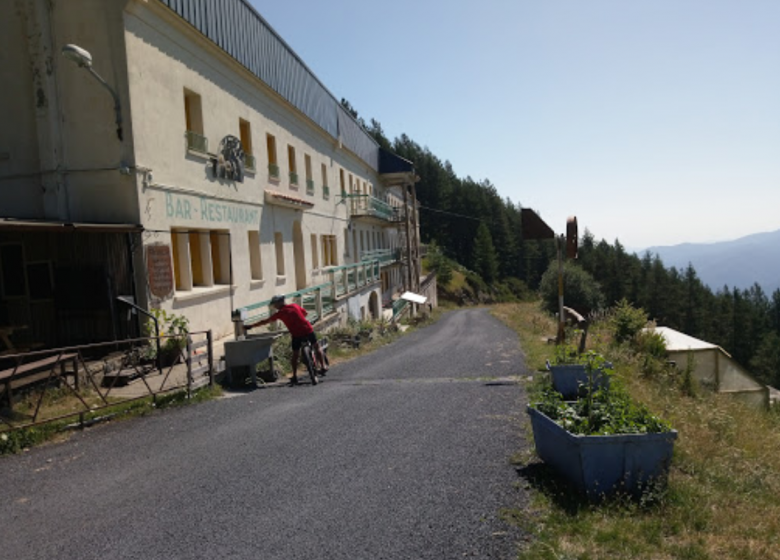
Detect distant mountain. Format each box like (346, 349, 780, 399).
(643, 229, 780, 295)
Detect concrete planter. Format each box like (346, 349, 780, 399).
(527, 405, 677, 498)
(547, 362, 610, 400)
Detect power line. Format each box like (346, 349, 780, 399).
(417, 204, 483, 222)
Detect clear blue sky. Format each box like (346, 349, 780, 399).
(251, 0, 780, 249)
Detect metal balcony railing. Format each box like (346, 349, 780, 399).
(360, 248, 400, 266)
(323, 185, 330, 200)
(185, 130, 208, 154)
(243, 153, 256, 172)
(344, 194, 395, 222)
(268, 163, 280, 180)
(306, 179, 315, 195)
(290, 171, 299, 186)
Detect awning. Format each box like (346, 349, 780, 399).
(0, 219, 144, 233)
(401, 291, 427, 304)
(264, 190, 315, 210)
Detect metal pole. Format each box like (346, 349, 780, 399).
(557, 235, 565, 344)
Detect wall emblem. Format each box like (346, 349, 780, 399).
(211, 135, 245, 183)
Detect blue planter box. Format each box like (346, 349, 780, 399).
(547, 362, 610, 400)
(527, 406, 677, 498)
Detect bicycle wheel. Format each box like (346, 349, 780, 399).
(302, 344, 318, 385)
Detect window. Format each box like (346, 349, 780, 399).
(311, 234, 319, 270)
(339, 169, 346, 196)
(239, 119, 255, 171)
(266, 134, 279, 179)
(287, 145, 298, 186)
(171, 229, 231, 292)
(304, 154, 314, 195)
(344, 228, 350, 257)
(349, 173, 354, 194)
(184, 89, 207, 153)
(210, 231, 230, 285)
(274, 232, 285, 276)
(321, 235, 337, 267)
(360, 231, 365, 256)
(248, 231, 262, 281)
(321, 163, 330, 199)
(0, 244, 25, 297)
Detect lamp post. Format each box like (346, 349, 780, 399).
(61, 44, 123, 141)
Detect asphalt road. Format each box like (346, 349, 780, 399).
(1, 308, 531, 559)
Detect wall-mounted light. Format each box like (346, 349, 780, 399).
(61, 44, 123, 141)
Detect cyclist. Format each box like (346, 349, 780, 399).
(247, 295, 328, 385)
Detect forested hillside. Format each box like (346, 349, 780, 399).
(347, 101, 780, 388)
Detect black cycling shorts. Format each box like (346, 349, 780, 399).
(291, 332, 317, 351)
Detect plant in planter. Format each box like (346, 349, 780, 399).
(528, 359, 676, 498)
(546, 344, 611, 399)
(144, 309, 190, 367)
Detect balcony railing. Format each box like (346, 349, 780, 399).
(360, 248, 400, 266)
(289, 171, 299, 186)
(306, 179, 315, 195)
(185, 130, 208, 154)
(343, 194, 396, 222)
(233, 259, 382, 330)
(268, 163, 280, 180)
(243, 153, 256, 172)
(323, 185, 330, 200)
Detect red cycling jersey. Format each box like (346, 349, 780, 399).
(268, 303, 314, 338)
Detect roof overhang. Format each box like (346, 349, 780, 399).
(264, 190, 315, 210)
(0, 219, 143, 233)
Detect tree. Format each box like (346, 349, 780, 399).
(750, 331, 780, 386)
(539, 261, 605, 317)
(472, 222, 499, 284)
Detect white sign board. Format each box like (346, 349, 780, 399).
(401, 291, 427, 304)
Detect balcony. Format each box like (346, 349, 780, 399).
(306, 179, 315, 196)
(185, 130, 208, 154)
(360, 248, 400, 267)
(268, 163, 280, 180)
(243, 153, 256, 172)
(323, 185, 330, 200)
(289, 171, 299, 187)
(344, 194, 398, 224)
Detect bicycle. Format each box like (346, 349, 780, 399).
(300, 336, 329, 386)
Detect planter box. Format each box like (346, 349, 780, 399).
(547, 362, 610, 400)
(527, 406, 677, 497)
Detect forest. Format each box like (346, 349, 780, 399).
(345, 101, 780, 389)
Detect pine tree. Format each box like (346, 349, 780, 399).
(472, 222, 499, 284)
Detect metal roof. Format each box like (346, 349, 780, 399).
(157, 0, 380, 171)
(651, 327, 718, 352)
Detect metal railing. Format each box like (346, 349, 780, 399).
(306, 179, 315, 195)
(342, 194, 396, 221)
(268, 163, 280, 179)
(185, 130, 208, 154)
(360, 248, 400, 266)
(243, 153, 256, 172)
(289, 171, 299, 186)
(323, 185, 330, 200)
(0, 331, 214, 433)
(234, 260, 382, 332)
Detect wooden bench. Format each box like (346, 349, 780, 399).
(0, 353, 79, 408)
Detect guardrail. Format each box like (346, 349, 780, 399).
(360, 248, 400, 266)
(342, 194, 398, 222)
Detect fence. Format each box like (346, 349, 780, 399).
(234, 259, 382, 330)
(0, 331, 213, 433)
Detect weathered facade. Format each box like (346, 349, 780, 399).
(1, 0, 421, 349)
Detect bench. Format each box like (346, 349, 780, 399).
(0, 353, 79, 407)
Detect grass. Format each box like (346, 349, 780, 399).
(492, 301, 780, 560)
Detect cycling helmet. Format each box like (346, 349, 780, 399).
(270, 295, 285, 306)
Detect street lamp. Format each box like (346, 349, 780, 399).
(61, 44, 123, 141)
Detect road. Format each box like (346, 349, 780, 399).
(1, 308, 531, 559)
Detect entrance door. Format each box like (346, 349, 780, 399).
(292, 220, 306, 290)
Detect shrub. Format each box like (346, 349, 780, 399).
(144, 308, 190, 357)
(539, 261, 605, 317)
(609, 299, 648, 344)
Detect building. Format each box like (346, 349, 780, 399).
(0, 0, 422, 350)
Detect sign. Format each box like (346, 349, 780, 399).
(401, 291, 427, 304)
(165, 192, 259, 225)
(146, 244, 174, 300)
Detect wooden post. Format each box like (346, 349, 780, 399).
(207, 330, 214, 387)
(186, 336, 193, 399)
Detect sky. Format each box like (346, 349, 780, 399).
(250, 0, 780, 249)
